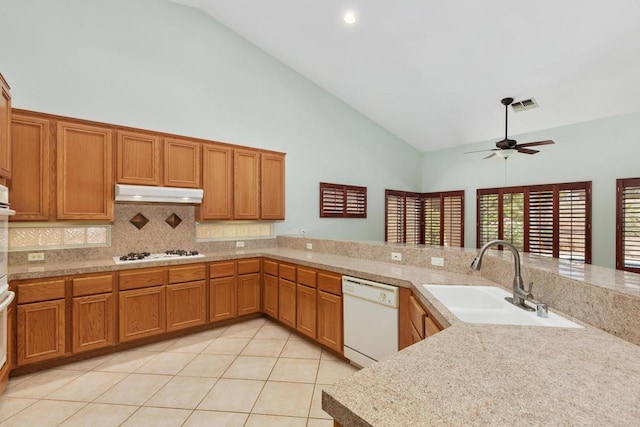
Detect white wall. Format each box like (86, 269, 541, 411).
(0, 0, 422, 240)
(422, 111, 640, 268)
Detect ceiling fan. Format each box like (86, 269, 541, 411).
(466, 97, 554, 159)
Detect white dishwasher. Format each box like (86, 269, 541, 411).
(342, 276, 399, 368)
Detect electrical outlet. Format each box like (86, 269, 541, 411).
(391, 252, 402, 261)
(28, 252, 45, 262)
(236, 241, 245, 248)
(431, 257, 444, 267)
(306, 243, 313, 250)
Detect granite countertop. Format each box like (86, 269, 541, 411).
(8, 247, 640, 425)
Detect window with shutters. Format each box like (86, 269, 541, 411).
(616, 178, 640, 273)
(320, 182, 367, 218)
(385, 190, 464, 246)
(477, 181, 591, 263)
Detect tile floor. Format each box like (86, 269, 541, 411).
(0, 317, 359, 426)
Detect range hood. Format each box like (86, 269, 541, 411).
(115, 184, 203, 204)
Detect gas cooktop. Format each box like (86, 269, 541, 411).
(112, 250, 204, 264)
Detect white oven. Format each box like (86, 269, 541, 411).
(0, 184, 16, 368)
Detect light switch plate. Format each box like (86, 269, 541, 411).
(306, 243, 313, 250)
(28, 252, 45, 262)
(391, 252, 402, 261)
(431, 257, 444, 266)
(236, 241, 245, 248)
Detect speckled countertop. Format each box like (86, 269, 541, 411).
(9, 247, 640, 425)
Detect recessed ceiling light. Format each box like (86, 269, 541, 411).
(344, 11, 357, 25)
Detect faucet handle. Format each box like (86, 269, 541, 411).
(526, 281, 534, 293)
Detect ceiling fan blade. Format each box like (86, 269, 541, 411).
(464, 148, 497, 154)
(516, 140, 555, 148)
(517, 147, 539, 155)
(483, 153, 497, 159)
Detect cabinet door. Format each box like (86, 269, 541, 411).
(0, 303, 15, 395)
(238, 273, 261, 316)
(10, 115, 50, 220)
(317, 291, 343, 354)
(0, 74, 11, 179)
(72, 293, 115, 353)
(57, 121, 113, 220)
(296, 284, 316, 339)
(234, 149, 260, 219)
(119, 286, 165, 342)
(210, 276, 237, 322)
(17, 299, 66, 365)
(261, 152, 285, 220)
(278, 278, 296, 328)
(199, 144, 233, 220)
(164, 138, 200, 188)
(116, 130, 161, 185)
(263, 273, 278, 319)
(167, 280, 206, 332)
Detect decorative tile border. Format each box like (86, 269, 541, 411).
(196, 222, 274, 241)
(9, 223, 111, 252)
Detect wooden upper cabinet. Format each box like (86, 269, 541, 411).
(261, 152, 285, 220)
(10, 114, 50, 220)
(234, 149, 260, 219)
(164, 138, 200, 188)
(0, 74, 11, 179)
(199, 144, 233, 220)
(56, 121, 113, 220)
(116, 130, 162, 186)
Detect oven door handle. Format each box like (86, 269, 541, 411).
(0, 291, 15, 311)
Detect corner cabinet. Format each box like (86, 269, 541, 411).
(0, 74, 11, 180)
(261, 152, 285, 220)
(10, 114, 51, 221)
(57, 121, 113, 220)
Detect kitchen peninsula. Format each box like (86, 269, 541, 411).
(6, 237, 640, 425)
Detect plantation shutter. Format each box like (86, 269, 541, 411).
(424, 196, 441, 245)
(442, 192, 464, 247)
(386, 191, 404, 243)
(617, 178, 640, 272)
(478, 192, 499, 246)
(529, 188, 554, 257)
(320, 182, 366, 218)
(405, 195, 422, 244)
(558, 185, 589, 261)
(502, 191, 525, 251)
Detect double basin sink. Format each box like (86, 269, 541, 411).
(423, 285, 582, 328)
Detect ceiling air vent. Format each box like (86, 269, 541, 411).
(511, 98, 538, 112)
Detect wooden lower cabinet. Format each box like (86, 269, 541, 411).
(278, 278, 296, 328)
(0, 303, 15, 394)
(238, 273, 261, 316)
(399, 288, 443, 350)
(119, 286, 166, 342)
(167, 280, 206, 332)
(296, 284, 316, 339)
(17, 299, 66, 365)
(210, 276, 237, 322)
(317, 290, 343, 353)
(72, 293, 115, 353)
(263, 273, 278, 318)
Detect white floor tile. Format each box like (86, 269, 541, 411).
(254, 325, 291, 340)
(269, 358, 319, 383)
(197, 378, 265, 412)
(59, 402, 138, 427)
(0, 399, 86, 427)
(120, 407, 192, 427)
(94, 373, 172, 406)
(177, 353, 235, 377)
(0, 396, 37, 422)
(145, 376, 218, 409)
(222, 356, 277, 380)
(135, 352, 197, 375)
(308, 385, 332, 419)
(49, 371, 128, 402)
(315, 359, 359, 385)
(202, 337, 250, 355)
(241, 339, 287, 357)
(280, 340, 322, 359)
(183, 410, 248, 427)
(164, 334, 216, 353)
(245, 414, 307, 427)
(93, 350, 157, 373)
(4, 369, 83, 399)
(252, 381, 314, 417)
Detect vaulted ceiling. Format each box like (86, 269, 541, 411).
(171, 0, 640, 152)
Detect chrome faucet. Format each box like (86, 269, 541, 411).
(470, 239, 535, 312)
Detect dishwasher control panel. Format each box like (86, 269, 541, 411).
(342, 276, 399, 307)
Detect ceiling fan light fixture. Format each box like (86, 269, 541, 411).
(494, 149, 517, 159)
(343, 11, 357, 24)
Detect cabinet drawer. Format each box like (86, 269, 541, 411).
(263, 259, 278, 276)
(119, 268, 166, 291)
(424, 315, 440, 338)
(72, 274, 114, 297)
(408, 295, 426, 340)
(210, 261, 236, 278)
(238, 258, 261, 275)
(318, 271, 342, 296)
(169, 264, 205, 284)
(17, 279, 66, 304)
(279, 263, 296, 281)
(297, 267, 317, 288)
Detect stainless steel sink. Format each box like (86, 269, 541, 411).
(423, 285, 583, 328)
